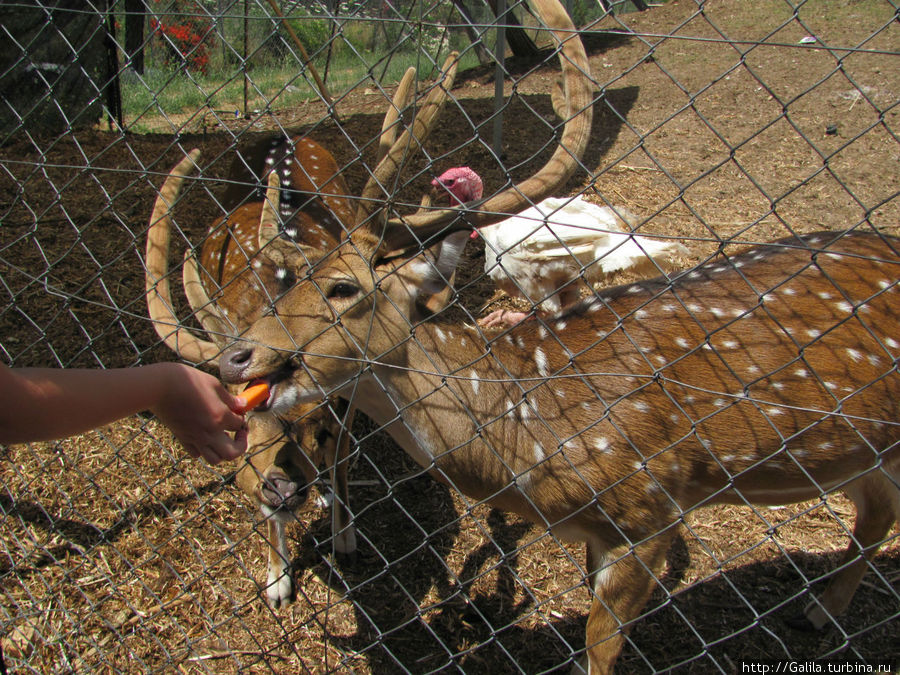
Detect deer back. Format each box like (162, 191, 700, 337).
(197, 136, 353, 334)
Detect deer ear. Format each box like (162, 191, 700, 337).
(397, 231, 468, 297)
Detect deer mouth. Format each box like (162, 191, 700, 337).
(248, 366, 297, 412)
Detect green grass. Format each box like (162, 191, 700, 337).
(121, 47, 481, 133)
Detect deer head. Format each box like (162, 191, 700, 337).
(144, 55, 465, 606)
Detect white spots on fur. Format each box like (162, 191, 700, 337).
(676, 337, 691, 349)
(846, 348, 863, 363)
(627, 285, 643, 294)
(806, 329, 821, 339)
(781, 286, 796, 296)
(722, 340, 739, 349)
(794, 368, 809, 378)
(867, 353, 881, 366)
(633, 400, 650, 413)
(469, 370, 480, 396)
(713, 398, 726, 408)
(275, 268, 288, 281)
(884, 337, 899, 350)
(669, 413, 680, 424)
(766, 406, 783, 417)
(534, 347, 549, 377)
(555, 321, 568, 332)
(835, 301, 853, 314)
(533, 442, 545, 463)
(772, 382, 785, 391)
(877, 279, 892, 290)
(594, 437, 611, 454)
(434, 326, 447, 343)
(710, 307, 727, 318)
(635, 309, 648, 320)
(520, 403, 531, 422)
(687, 303, 702, 313)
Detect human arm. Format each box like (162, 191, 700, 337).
(0, 362, 249, 464)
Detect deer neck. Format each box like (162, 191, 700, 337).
(337, 318, 592, 519)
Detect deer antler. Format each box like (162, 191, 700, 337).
(145, 149, 223, 363)
(182, 248, 232, 349)
(355, 53, 461, 225)
(379, 0, 593, 250)
(376, 66, 417, 168)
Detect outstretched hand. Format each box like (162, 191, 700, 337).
(0, 361, 250, 465)
(150, 363, 249, 464)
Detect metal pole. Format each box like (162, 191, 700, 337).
(492, 0, 506, 158)
(243, 0, 249, 118)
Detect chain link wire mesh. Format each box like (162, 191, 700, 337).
(1, 0, 898, 672)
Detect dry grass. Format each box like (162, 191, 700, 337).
(1, 0, 898, 672)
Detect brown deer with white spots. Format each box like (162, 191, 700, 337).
(221, 222, 900, 668)
(145, 135, 360, 607)
(179, 0, 897, 668)
(145, 56, 461, 606)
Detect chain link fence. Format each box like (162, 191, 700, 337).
(1, 0, 898, 672)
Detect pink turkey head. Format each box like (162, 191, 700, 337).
(431, 167, 484, 207)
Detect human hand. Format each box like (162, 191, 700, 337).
(150, 363, 249, 464)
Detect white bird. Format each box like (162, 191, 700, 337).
(431, 167, 688, 327)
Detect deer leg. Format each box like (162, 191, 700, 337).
(575, 530, 676, 675)
(266, 518, 293, 608)
(801, 467, 900, 630)
(329, 407, 357, 558)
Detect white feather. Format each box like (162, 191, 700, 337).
(480, 197, 686, 313)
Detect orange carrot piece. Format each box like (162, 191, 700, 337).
(238, 382, 269, 413)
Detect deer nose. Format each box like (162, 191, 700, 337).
(220, 343, 255, 383)
(259, 469, 306, 510)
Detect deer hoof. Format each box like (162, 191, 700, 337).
(266, 570, 294, 608)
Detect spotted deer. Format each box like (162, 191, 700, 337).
(145, 134, 360, 607)
(176, 0, 896, 670)
(145, 57, 463, 606)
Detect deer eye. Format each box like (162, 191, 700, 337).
(327, 281, 359, 300)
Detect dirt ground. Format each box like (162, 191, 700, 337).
(1, 0, 898, 672)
